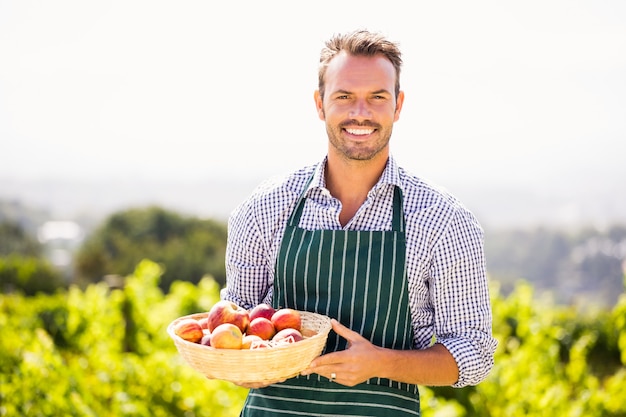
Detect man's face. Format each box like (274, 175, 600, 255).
(315, 51, 404, 163)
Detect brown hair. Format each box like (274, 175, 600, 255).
(318, 29, 403, 101)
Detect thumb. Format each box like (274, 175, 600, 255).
(330, 319, 366, 344)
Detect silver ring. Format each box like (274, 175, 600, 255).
(330, 372, 336, 382)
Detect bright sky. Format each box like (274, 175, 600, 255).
(1, 0, 625, 190)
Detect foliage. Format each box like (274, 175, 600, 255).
(0, 220, 43, 257)
(0, 219, 64, 294)
(0, 260, 246, 417)
(74, 206, 227, 291)
(2, 259, 625, 416)
(0, 254, 66, 295)
(424, 279, 626, 417)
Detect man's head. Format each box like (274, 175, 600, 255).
(318, 29, 403, 102)
(314, 30, 405, 164)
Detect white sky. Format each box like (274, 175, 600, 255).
(1, 0, 625, 190)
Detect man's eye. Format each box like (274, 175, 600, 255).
(337, 95, 349, 100)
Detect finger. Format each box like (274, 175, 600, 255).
(330, 319, 365, 344)
(302, 320, 368, 373)
(304, 349, 342, 369)
(237, 378, 286, 389)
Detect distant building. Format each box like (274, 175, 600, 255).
(37, 220, 84, 279)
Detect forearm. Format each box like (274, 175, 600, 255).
(375, 342, 459, 386)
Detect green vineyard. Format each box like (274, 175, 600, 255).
(2, 259, 625, 417)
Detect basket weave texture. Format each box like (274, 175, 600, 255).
(168, 311, 332, 384)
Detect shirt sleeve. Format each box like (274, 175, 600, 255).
(221, 196, 274, 310)
(430, 206, 498, 387)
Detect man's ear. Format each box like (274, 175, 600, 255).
(394, 90, 405, 122)
(314, 90, 325, 121)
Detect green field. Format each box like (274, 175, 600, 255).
(2, 260, 625, 417)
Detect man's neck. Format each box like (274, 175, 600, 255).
(325, 153, 388, 226)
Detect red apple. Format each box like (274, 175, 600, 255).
(197, 316, 210, 330)
(272, 328, 303, 343)
(271, 308, 301, 332)
(174, 318, 203, 343)
(200, 333, 212, 346)
(247, 317, 276, 340)
(207, 300, 250, 333)
(210, 323, 243, 349)
(249, 303, 276, 321)
(241, 334, 263, 349)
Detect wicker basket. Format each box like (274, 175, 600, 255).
(168, 311, 332, 384)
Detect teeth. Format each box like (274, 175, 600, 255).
(346, 128, 374, 135)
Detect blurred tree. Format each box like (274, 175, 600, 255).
(74, 206, 227, 291)
(0, 255, 65, 295)
(0, 220, 65, 294)
(0, 220, 43, 256)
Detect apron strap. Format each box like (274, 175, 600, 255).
(392, 185, 405, 233)
(286, 170, 315, 227)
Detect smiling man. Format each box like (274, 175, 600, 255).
(222, 29, 497, 416)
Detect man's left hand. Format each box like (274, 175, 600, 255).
(300, 319, 383, 386)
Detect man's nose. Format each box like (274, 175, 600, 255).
(349, 99, 372, 119)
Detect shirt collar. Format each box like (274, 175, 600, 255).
(306, 154, 402, 196)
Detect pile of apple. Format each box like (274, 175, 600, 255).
(173, 300, 305, 350)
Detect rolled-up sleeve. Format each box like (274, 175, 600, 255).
(431, 207, 498, 387)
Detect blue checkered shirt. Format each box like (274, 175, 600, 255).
(223, 155, 497, 387)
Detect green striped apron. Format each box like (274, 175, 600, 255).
(241, 182, 420, 417)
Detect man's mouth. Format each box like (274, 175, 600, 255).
(344, 128, 375, 136)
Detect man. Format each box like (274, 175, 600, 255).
(222, 29, 497, 416)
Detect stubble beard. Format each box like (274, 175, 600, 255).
(326, 122, 393, 162)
